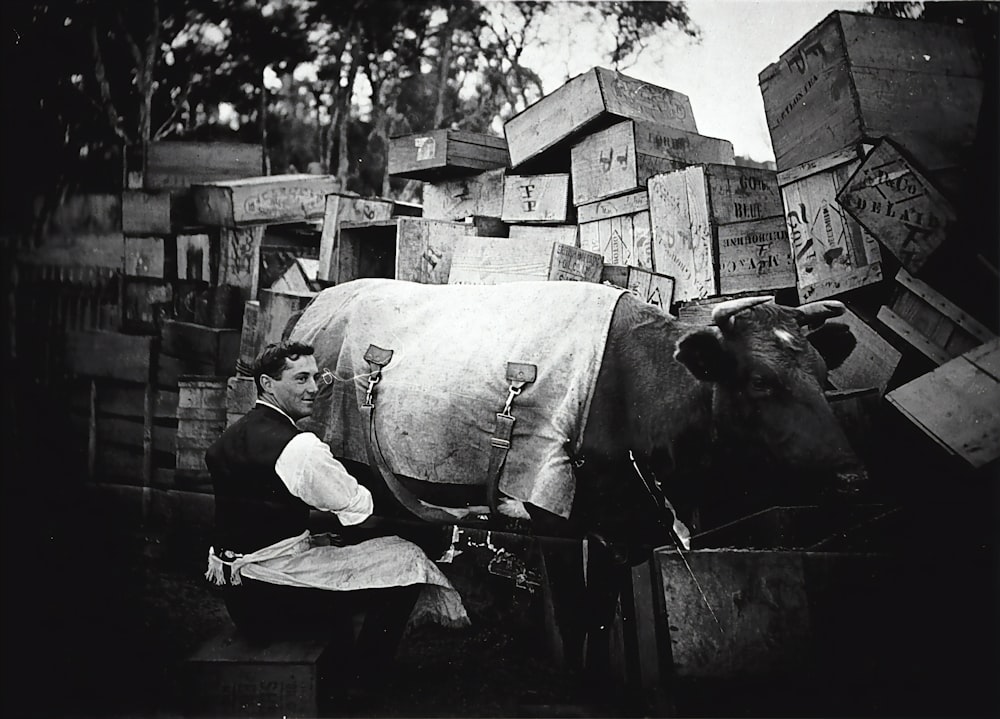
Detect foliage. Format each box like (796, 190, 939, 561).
(2, 0, 698, 217)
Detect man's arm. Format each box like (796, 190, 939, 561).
(274, 432, 373, 525)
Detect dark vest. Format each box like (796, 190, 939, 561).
(206, 404, 312, 554)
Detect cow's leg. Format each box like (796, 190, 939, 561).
(526, 504, 587, 672)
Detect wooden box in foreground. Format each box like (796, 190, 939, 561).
(129, 141, 264, 192)
(578, 190, 653, 269)
(570, 120, 735, 206)
(192, 175, 339, 227)
(778, 147, 883, 302)
(649, 165, 795, 301)
(448, 236, 602, 285)
(759, 11, 982, 173)
(504, 67, 698, 168)
(388, 130, 509, 181)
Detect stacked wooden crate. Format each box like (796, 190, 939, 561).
(753, 11, 997, 467)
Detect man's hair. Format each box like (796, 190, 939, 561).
(253, 341, 315, 395)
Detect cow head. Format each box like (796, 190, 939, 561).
(673, 296, 865, 494)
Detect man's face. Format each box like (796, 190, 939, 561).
(262, 354, 320, 421)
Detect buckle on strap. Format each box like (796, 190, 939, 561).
(362, 345, 393, 408)
(500, 362, 536, 418)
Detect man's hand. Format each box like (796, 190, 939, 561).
(309, 532, 346, 548)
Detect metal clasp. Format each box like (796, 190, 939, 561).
(500, 383, 522, 418)
(363, 372, 381, 407)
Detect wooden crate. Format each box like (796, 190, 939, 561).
(778, 146, 884, 302)
(387, 130, 509, 181)
(422, 167, 506, 221)
(877, 267, 995, 366)
(448, 236, 603, 285)
(579, 191, 653, 269)
(600, 265, 675, 310)
(504, 67, 698, 168)
(827, 307, 901, 395)
(570, 120, 735, 206)
(649, 165, 795, 301)
(501, 174, 573, 224)
(837, 138, 957, 274)
(226, 375, 257, 428)
(316, 193, 395, 282)
(160, 319, 240, 376)
(184, 629, 333, 718)
(336, 217, 475, 285)
(176, 377, 228, 474)
(192, 174, 339, 227)
(887, 338, 1000, 468)
(217, 225, 264, 303)
(237, 300, 260, 375)
(131, 141, 264, 192)
(122, 278, 173, 333)
(122, 189, 199, 235)
(759, 11, 982, 173)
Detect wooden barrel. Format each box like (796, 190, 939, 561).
(176, 376, 227, 475)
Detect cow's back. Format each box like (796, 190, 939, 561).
(289, 279, 627, 518)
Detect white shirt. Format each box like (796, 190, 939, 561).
(257, 400, 374, 526)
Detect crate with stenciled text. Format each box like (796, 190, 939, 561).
(778, 146, 884, 302)
(570, 119, 735, 206)
(649, 164, 795, 301)
(578, 190, 653, 269)
(759, 11, 982, 175)
(192, 174, 339, 227)
(504, 67, 698, 169)
(600, 265, 676, 311)
(501, 174, 574, 224)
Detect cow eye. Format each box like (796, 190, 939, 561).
(749, 375, 772, 395)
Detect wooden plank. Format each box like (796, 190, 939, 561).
(73, 383, 178, 420)
(394, 217, 473, 284)
(422, 168, 506, 221)
(501, 174, 573, 224)
(828, 307, 901, 395)
(121, 190, 172, 235)
(226, 375, 257, 428)
(237, 300, 260, 374)
(192, 174, 339, 227)
(649, 168, 715, 301)
(780, 149, 883, 301)
(838, 138, 957, 273)
(508, 224, 579, 247)
(317, 193, 394, 282)
(577, 190, 649, 224)
(160, 319, 241, 373)
(143, 141, 264, 191)
(894, 268, 995, 344)
(582, 210, 654, 269)
(92, 415, 176, 456)
(65, 331, 155, 383)
(877, 306, 951, 365)
(504, 67, 697, 168)
(388, 130, 509, 181)
(886, 339, 1000, 467)
(124, 236, 169, 279)
(176, 234, 211, 282)
(448, 236, 602, 285)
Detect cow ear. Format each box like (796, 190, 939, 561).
(807, 322, 856, 370)
(674, 328, 732, 382)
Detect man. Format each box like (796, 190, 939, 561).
(205, 341, 468, 684)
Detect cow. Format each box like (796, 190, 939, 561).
(286, 279, 864, 684)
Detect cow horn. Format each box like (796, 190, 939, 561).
(796, 300, 846, 325)
(711, 296, 773, 328)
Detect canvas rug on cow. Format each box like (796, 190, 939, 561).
(291, 278, 627, 519)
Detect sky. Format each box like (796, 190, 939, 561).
(517, 0, 874, 162)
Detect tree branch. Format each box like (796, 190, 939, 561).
(153, 78, 195, 140)
(90, 22, 131, 144)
